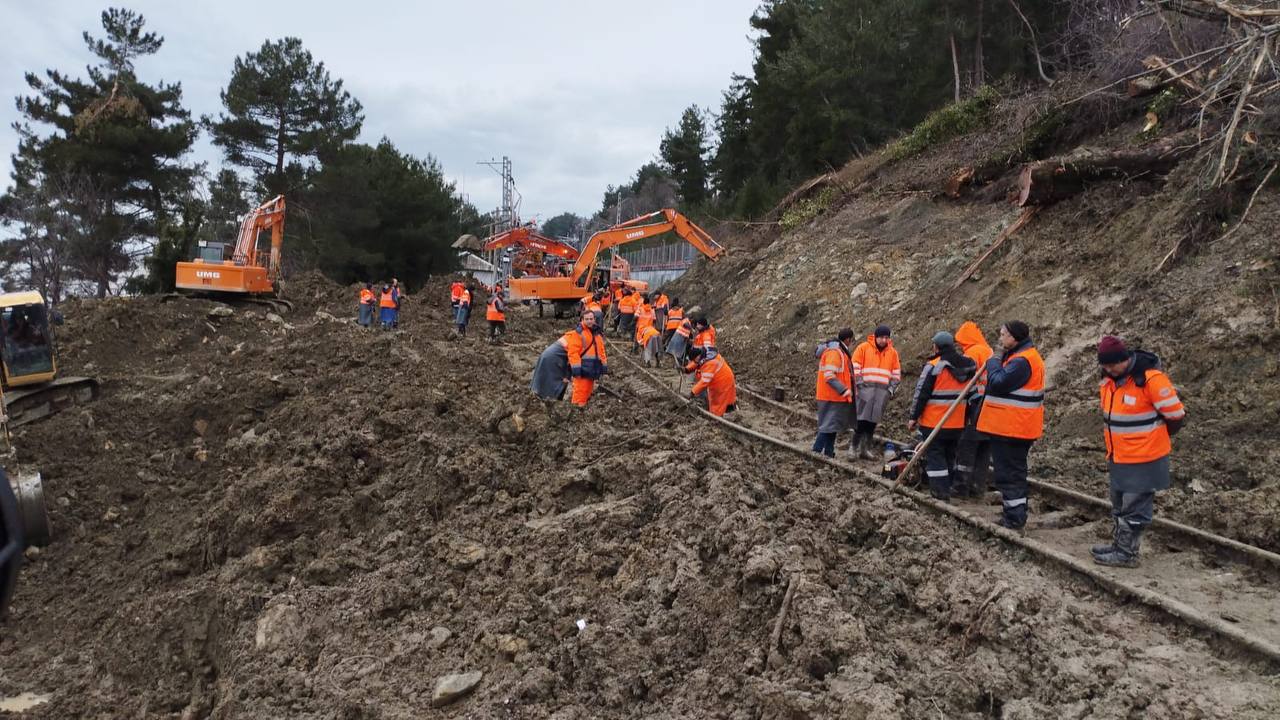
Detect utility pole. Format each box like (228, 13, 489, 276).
(478, 155, 518, 283)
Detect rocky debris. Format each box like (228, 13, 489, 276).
(254, 604, 303, 652)
(207, 306, 234, 319)
(430, 671, 483, 707)
(427, 626, 452, 649)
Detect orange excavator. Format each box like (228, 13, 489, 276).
(174, 195, 291, 312)
(482, 224, 580, 278)
(507, 209, 724, 317)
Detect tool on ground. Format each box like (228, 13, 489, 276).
(895, 373, 981, 486)
(174, 195, 292, 313)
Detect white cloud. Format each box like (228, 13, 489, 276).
(0, 0, 757, 218)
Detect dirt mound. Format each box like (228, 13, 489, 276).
(674, 79, 1280, 552)
(0, 271, 1276, 717)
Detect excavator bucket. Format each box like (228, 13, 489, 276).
(4, 376, 100, 428)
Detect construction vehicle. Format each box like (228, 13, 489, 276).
(482, 223, 580, 278)
(1, 468, 49, 619)
(174, 195, 292, 312)
(0, 291, 99, 428)
(507, 209, 724, 317)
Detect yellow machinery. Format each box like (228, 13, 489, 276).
(0, 291, 99, 428)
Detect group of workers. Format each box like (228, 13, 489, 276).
(357, 279, 402, 329)
(530, 284, 737, 417)
(814, 319, 1184, 568)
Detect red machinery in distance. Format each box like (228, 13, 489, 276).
(482, 223, 580, 278)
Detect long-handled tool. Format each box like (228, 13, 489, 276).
(895, 373, 981, 487)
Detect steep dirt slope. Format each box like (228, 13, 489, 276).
(0, 275, 1277, 718)
(672, 81, 1280, 551)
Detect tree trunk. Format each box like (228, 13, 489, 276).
(276, 106, 288, 193)
(950, 32, 962, 102)
(1016, 131, 1197, 206)
(973, 0, 985, 90)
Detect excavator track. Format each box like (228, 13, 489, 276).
(4, 376, 100, 428)
(163, 292, 293, 314)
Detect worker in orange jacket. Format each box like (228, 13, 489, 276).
(954, 321, 994, 497)
(616, 288, 639, 339)
(378, 283, 398, 330)
(450, 281, 464, 309)
(653, 291, 670, 330)
(691, 315, 717, 360)
(638, 324, 663, 367)
(486, 288, 507, 343)
(633, 294, 656, 353)
(813, 328, 855, 458)
(907, 332, 977, 501)
(662, 299, 684, 346)
(1092, 335, 1185, 568)
(687, 348, 736, 416)
(976, 321, 1045, 529)
(850, 326, 901, 458)
(610, 285, 625, 332)
(357, 282, 376, 327)
(530, 309, 608, 408)
(585, 291, 605, 331)
(454, 285, 473, 337)
(666, 311, 692, 365)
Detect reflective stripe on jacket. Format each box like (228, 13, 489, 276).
(919, 358, 969, 430)
(977, 345, 1045, 440)
(852, 337, 902, 388)
(665, 308, 684, 331)
(815, 341, 853, 402)
(559, 326, 607, 379)
(486, 296, 505, 322)
(1102, 366, 1184, 464)
(380, 290, 396, 309)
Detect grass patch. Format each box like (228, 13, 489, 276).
(888, 84, 1000, 161)
(780, 186, 839, 230)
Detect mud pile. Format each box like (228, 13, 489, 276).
(673, 79, 1280, 551)
(0, 272, 1277, 718)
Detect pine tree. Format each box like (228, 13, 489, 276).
(205, 38, 364, 196)
(5, 7, 197, 297)
(659, 106, 710, 206)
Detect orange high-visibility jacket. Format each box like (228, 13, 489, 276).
(852, 337, 901, 387)
(919, 357, 969, 430)
(635, 303, 656, 338)
(977, 346, 1045, 440)
(675, 318, 693, 338)
(450, 282, 464, 302)
(638, 325, 661, 346)
(618, 293, 639, 315)
(665, 307, 684, 331)
(359, 288, 375, 305)
(692, 355, 736, 416)
(1101, 367, 1184, 464)
(815, 342, 853, 403)
(694, 326, 717, 355)
(654, 293, 670, 311)
(458, 289, 471, 307)
(586, 301, 603, 313)
(559, 326, 607, 379)
(581, 293, 594, 307)
(955, 321, 993, 394)
(380, 289, 397, 308)
(486, 295, 505, 322)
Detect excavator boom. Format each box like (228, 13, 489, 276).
(507, 209, 724, 308)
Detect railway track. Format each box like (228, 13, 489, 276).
(606, 350, 1280, 665)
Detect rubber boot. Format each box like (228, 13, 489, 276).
(1093, 523, 1141, 568)
(858, 434, 876, 461)
(848, 433, 863, 459)
(1091, 519, 1121, 559)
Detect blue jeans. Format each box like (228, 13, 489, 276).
(812, 432, 837, 457)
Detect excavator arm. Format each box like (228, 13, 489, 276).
(231, 195, 286, 280)
(569, 209, 724, 286)
(482, 225, 580, 260)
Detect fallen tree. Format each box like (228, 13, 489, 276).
(1015, 129, 1200, 206)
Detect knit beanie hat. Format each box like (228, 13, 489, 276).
(1097, 335, 1129, 365)
(874, 324, 891, 338)
(932, 331, 955, 348)
(1003, 321, 1030, 343)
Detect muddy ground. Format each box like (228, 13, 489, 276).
(0, 280, 1278, 718)
(671, 79, 1280, 553)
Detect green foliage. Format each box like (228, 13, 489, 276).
(888, 85, 1001, 161)
(660, 105, 710, 205)
(297, 139, 482, 290)
(129, 194, 204, 294)
(541, 212, 583, 240)
(6, 6, 197, 297)
(204, 37, 364, 196)
(780, 186, 838, 230)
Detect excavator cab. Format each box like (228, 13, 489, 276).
(0, 295, 55, 387)
(0, 292, 98, 429)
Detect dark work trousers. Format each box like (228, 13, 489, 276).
(812, 432, 837, 458)
(488, 320, 505, 339)
(922, 429, 960, 500)
(955, 407, 991, 495)
(990, 438, 1033, 527)
(1110, 489, 1155, 528)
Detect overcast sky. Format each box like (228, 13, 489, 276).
(0, 0, 759, 220)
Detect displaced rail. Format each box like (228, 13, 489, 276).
(733, 385, 1280, 574)
(614, 353, 1280, 665)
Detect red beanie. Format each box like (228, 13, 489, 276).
(1097, 335, 1129, 364)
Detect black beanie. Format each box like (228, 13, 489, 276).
(874, 324, 891, 338)
(1003, 321, 1030, 343)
